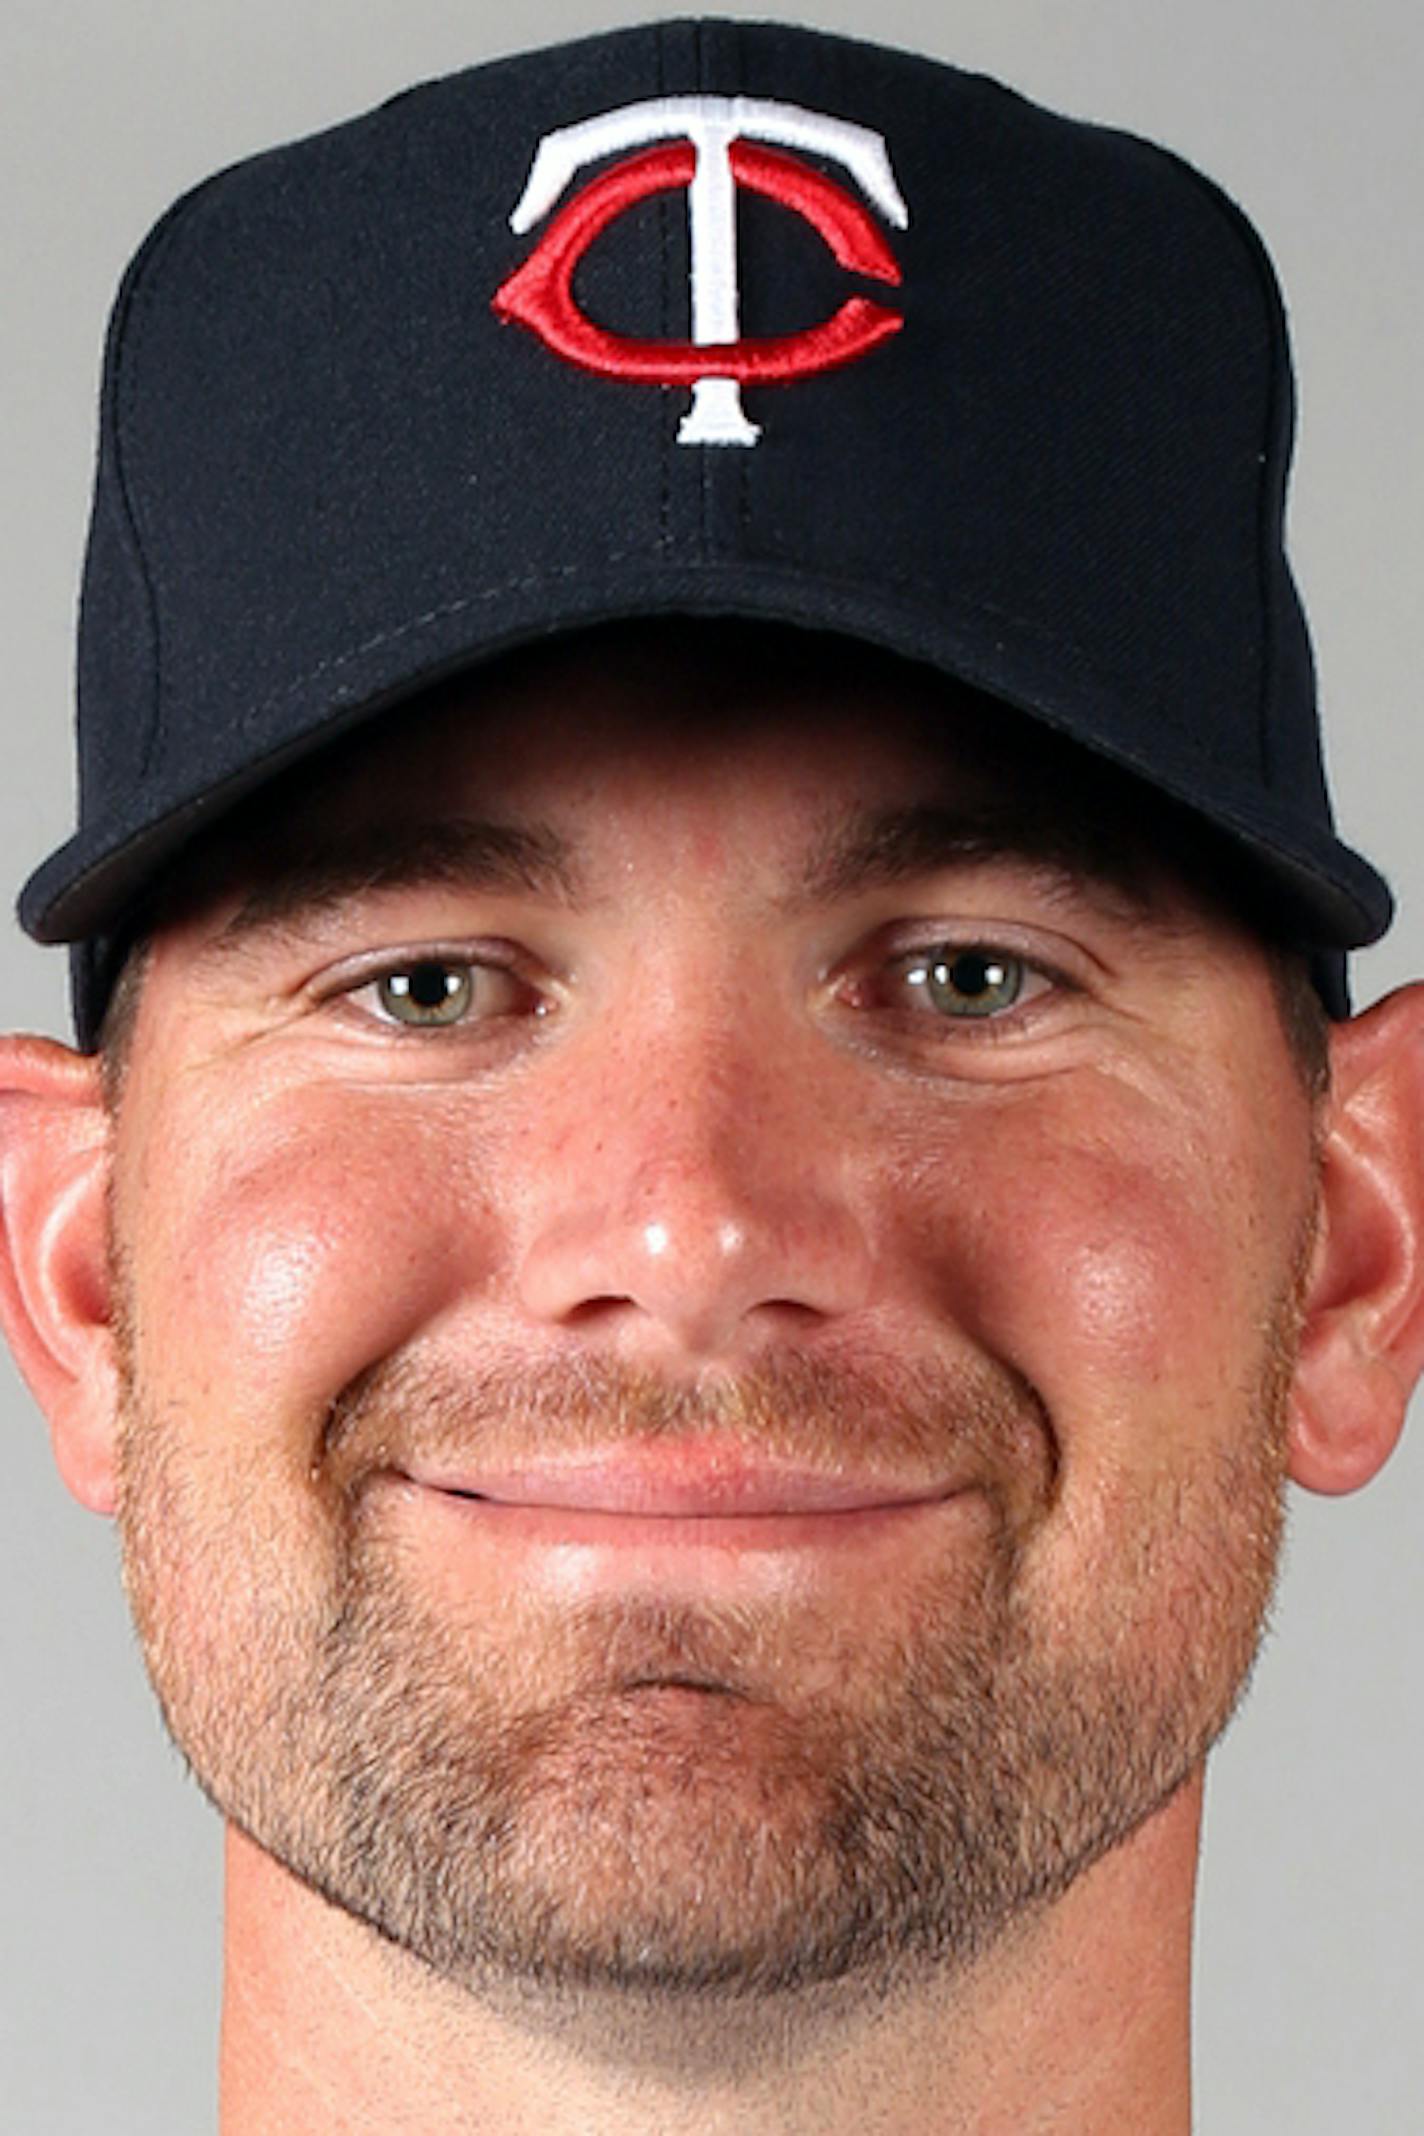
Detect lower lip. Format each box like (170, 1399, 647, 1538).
(377, 1476, 981, 1600)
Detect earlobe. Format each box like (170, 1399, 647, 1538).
(0, 1035, 119, 1515)
(1289, 982, 1424, 1496)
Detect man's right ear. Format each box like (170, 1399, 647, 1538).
(0, 1036, 118, 1515)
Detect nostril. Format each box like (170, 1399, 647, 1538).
(762, 1298, 828, 1328)
(562, 1293, 637, 1328)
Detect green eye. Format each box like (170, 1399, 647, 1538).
(914, 948, 1025, 1019)
(375, 962, 476, 1026)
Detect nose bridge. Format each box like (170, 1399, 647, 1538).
(513, 967, 874, 1354)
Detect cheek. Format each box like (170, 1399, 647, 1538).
(993, 1154, 1213, 1382)
(119, 1091, 500, 1429)
(884, 1083, 1307, 1428)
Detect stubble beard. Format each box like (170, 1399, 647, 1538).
(113, 1286, 1302, 2022)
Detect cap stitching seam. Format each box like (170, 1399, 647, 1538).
(101, 197, 217, 792)
(695, 17, 712, 559)
(656, 22, 673, 552)
(110, 168, 257, 786)
(1146, 146, 1286, 794)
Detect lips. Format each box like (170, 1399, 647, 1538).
(377, 1440, 990, 1604)
(401, 1442, 962, 1519)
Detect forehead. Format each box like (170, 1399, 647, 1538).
(174, 619, 1218, 921)
(320, 622, 959, 818)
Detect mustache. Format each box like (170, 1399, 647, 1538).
(320, 1344, 1057, 1498)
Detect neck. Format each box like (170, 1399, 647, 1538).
(218, 1782, 1200, 2134)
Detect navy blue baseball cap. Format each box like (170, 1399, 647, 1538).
(17, 17, 1393, 1046)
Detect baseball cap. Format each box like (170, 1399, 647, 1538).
(17, 17, 1393, 1046)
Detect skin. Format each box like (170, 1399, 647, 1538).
(3, 623, 1424, 2133)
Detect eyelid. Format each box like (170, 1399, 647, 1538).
(897, 938, 1061, 987)
(307, 938, 528, 997)
(876, 914, 1105, 981)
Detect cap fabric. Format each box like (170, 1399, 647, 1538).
(19, 16, 1393, 1045)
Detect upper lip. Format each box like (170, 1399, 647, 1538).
(401, 1444, 965, 1518)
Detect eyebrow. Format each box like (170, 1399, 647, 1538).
(788, 802, 1158, 916)
(201, 794, 1160, 956)
(206, 817, 583, 949)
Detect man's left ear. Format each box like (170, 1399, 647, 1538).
(1290, 982, 1424, 1495)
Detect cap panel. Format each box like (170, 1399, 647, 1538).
(94, 29, 684, 831)
(727, 55, 1271, 781)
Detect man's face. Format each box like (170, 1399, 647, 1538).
(109, 625, 1318, 2005)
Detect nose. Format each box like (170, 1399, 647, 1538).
(512, 1010, 875, 1363)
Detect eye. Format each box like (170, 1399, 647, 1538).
(376, 961, 476, 1026)
(353, 957, 529, 1030)
(879, 942, 1060, 1027)
(905, 946, 1027, 1020)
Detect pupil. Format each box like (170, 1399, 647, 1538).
(950, 952, 998, 996)
(408, 962, 454, 1009)
(935, 951, 1007, 998)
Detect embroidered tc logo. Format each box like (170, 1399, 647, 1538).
(493, 96, 910, 447)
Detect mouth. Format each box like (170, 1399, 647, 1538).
(369, 1440, 991, 1606)
(401, 1441, 963, 1520)
(376, 1439, 984, 1597)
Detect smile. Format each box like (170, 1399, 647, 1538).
(376, 1443, 983, 1598)
(403, 1444, 962, 1520)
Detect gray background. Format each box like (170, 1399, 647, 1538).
(2, 3, 1418, 2129)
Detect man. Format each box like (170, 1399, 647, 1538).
(2, 17, 1420, 2130)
